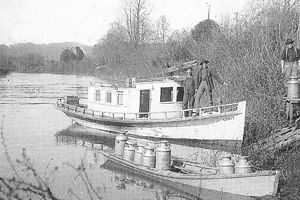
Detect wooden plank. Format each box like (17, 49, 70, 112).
(164, 60, 197, 73)
(245, 127, 300, 152)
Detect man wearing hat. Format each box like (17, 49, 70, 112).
(281, 38, 300, 84)
(182, 66, 195, 117)
(194, 59, 228, 114)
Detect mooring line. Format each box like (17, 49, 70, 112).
(229, 85, 284, 101)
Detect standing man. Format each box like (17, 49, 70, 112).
(281, 38, 300, 84)
(182, 67, 195, 117)
(194, 60, 228, 114)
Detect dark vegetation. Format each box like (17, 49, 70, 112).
(1, 0, 300, 198)
(0, 43, 93, 75)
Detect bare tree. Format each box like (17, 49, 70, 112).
(123, 0, 152, 46)
(155, 15, 170, 44)
(107, 21, 129, 42)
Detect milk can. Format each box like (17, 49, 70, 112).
(155, 141, 171, 170)
(234, 156, 252, 174)
(143, 145, 156, 168)
(115, 173, 126, 189)
(218, 154, 235, 175)
(114, 133, 128, 156)
(134, 143, 145, 165)
(287, 76, 299, 99)
(123, 140, 136, 162)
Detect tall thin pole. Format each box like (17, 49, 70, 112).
(208, 4, 211, 20)
(234, 12, 239, 38)
(297, 4, 300, 43)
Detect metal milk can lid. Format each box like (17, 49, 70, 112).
(288, 76, 299, 83)
(125, 140, 136, 150)
(144, 145, 155, 150)
(218, 153, 234, 166)
(136, 143, 145, 147)
(115, 133, 128, 141)
(156, 141, 171, 152)
(235, 156, 251, 168)
(136, 143, 145, 153)
(125, 140, 136, 145)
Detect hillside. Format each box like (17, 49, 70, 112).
(9, 42, 93, 61)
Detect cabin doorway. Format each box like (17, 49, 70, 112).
(139, 90, 150, 118)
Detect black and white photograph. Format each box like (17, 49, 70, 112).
(0, 0, 299, 199)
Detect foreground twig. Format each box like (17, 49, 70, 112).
(64, 158, 103, 200)
(0, 116, 60, 200)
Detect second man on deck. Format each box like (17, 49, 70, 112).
(193, 59, 228, 115)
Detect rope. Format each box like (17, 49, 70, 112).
(181, 151, 200, 161)
(229, 85, 284, 101)
(240, 88, 283, 101)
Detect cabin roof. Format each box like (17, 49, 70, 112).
(137, 76, 185, 83)
(90, 76, 185, 88)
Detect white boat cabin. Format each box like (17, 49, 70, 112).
(87, 78, 184, 119)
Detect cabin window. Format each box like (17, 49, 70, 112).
(176, 87, 184, 102)
(95, 90, 101, 101)
(117, 92, 123, 105)
(160, 87, 173, 102)
(106, 91, 112, 103)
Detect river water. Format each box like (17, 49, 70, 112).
(0, 72, 250, 200)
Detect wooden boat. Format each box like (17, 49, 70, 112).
(97, 149, 280, 197)
(101, 160, 255, 200)
(54, 126, 279, 198)
(56, 77, 246, 148)
(55, 127, 253, 199)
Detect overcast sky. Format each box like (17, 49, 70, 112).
(0, 0, 247, 46)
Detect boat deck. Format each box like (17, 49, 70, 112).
(56, 100, 241, 123)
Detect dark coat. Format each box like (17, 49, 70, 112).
(194, 66, 224, 91)
(183, 75, 195, 92)
(281, 47, 300, 62)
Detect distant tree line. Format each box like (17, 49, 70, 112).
(0, 44, 93, 75)
(0, 45, 15, 74)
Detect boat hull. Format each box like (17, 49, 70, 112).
(103, 161, 255, 200)
(99, 150, 280, 197)
(56, 101, 246, 148)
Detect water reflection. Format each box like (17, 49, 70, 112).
(56, 123, 238, 168)
(104, 162, 196, 200)
(0, 72, 100, 105)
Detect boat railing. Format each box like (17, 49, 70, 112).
(56, 100, 239, 121)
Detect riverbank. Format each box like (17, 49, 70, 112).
(0, 68, 11, 75)
(246, 141, 300, 199)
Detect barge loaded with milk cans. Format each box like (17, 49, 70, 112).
(97, 133, 280, 197)
(56, 76, 246, 149)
